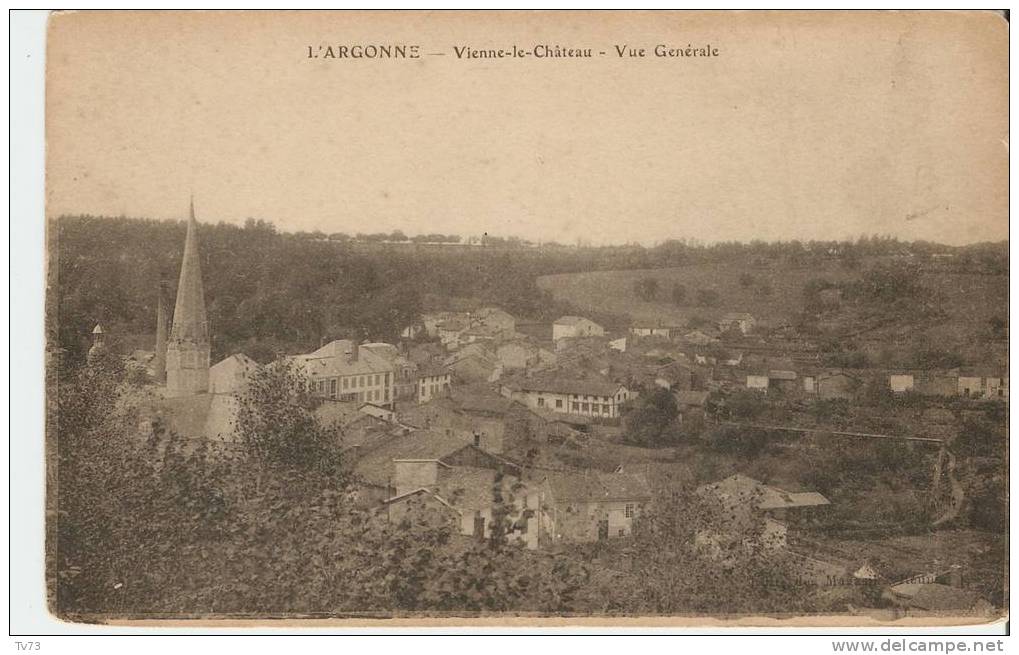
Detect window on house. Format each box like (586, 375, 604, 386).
(571, 402, 579, 412)
(374, 374, 380, 386)
(384, 389, 390, 402)
(556, 399, 563, 408)
(618, 529, 626, 536)
(342, 377, 349, 389)
(537, 397, 545, 407)
(330, 379, 337, 397)
(385, 373, 390, 385)
(625, 503, 634, 518)
(582, 403, 589, 412)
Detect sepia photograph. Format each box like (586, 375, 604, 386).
(33, 9, 1008, 630)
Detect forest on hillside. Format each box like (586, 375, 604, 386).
(48, 215, 1008, 369)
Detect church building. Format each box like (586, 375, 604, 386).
(165, 198, 211, 397)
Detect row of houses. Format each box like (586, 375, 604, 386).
(740, 368, 1009, 403)
(889, 370, 1009, 401)
(629, 312, 756, 340)
(348, 425, 652, 549)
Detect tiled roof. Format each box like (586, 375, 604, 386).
(212, 352, 258, 371)
(511, 376, 624, 398)
(436, 319, 468, 331)
(381, 488, 461, 513)
(353, 430, 478, 487)
(461, 323, 502, 337)
(554, 315, 596, 326)
(676, 390, 709, 407)
(292, 340, 395, 378)
(697, 474, 830, 510)
(314, 400, 363, 428)
(475, 307, 515, 323)
(360, 342, 401, 362)
(544, 471, 652, 503)
(453, 388, 514, 416)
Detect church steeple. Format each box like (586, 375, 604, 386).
(165, 196, 210, 396)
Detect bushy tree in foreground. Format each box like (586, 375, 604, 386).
(233, 358, 341, 478)
(585, 488, 815, 615)
(53, 356, 591, 618)
(623, 388, 679, 447)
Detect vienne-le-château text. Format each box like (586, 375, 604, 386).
(305, 43, 721, 59)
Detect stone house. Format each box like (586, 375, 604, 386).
(552, 316, 605, 344)
(718, 312, 756, 335)
(539, 471, 652, 543)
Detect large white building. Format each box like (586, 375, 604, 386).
(292, 340, 396, 408)
(505, 377, 632, 419)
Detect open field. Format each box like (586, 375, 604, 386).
(537, 264, 1008, 342)
(538, 263, 856, 327)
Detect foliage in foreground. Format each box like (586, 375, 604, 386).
(53, 361, 840, 618)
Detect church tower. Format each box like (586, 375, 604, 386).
(153, 281, 168, 383)
(165, 197, 210, 396)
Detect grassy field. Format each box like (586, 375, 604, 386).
(537, 263, 856, 327)
(537, 263, 1008, 351)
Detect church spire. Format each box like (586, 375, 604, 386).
(165, 197, 210, 396)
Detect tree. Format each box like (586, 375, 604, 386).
(633, 277, 660, 301)
(911, 345, 963, 370)
(623, 388, 679, 447)
(725, 389, 767, 420)
(233, 358, 342, 477)
(703, 424, 769, 459)
(671, 283, 687, 305)
(696, 288, 720, 307)
(595, 488, 815, 614)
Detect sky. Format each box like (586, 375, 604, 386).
(46, 10, 1008, 246)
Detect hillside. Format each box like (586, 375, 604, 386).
(538, 263, 854, 327)
(537, 262, 1008, 361)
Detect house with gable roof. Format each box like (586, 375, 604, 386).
(539, 470, 652, 543)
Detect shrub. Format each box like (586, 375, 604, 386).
(634, 277, 660, 301)
(696, 288, 720, 307)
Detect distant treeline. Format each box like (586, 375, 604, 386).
(49, 216, 582, 367)
(49, 215, 1007, 367)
